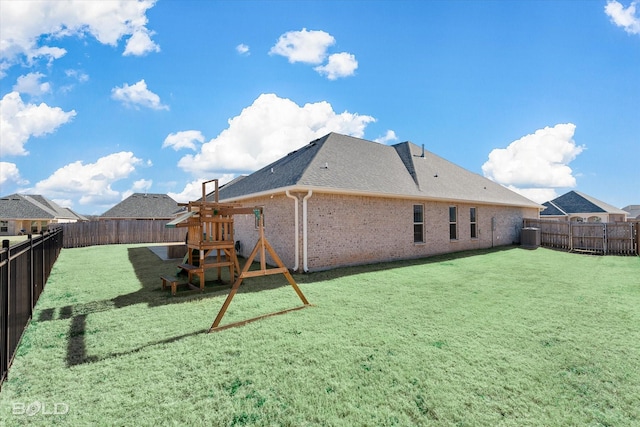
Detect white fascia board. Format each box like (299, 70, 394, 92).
(220, 185, 543, 209)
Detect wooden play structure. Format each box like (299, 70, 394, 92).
(165, 179, 310, 332)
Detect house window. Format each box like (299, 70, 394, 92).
(449, 206, 458, 240)
(470, 207, 477, 239)
(0, 221, 7, 233)
(255, 210, 265, 229)
(413, 204, 424, 243)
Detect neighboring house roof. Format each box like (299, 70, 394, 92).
(0, 193, 87, 221)
(540, 200, 566, 216)
(216, 132, 541, 208)
(541, 191, 628, 217)
(622, 205, 640, 219)
(101, 193, 180, 219)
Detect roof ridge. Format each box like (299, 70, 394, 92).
(392, 142, 419, 187)
(574, 190, 627, 213)
(23, 195, 58, 218)
(548, 199, 567, 215)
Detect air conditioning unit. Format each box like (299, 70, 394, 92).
(521, 227, 540, 249)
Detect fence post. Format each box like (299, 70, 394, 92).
(42, 232, 46, 299)
(29, 234, 34, 316)
(568, 222, 572, 252)
(1, 239, 9, 388)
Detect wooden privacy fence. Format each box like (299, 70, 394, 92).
(1, 228, 63, 390)
(523, 219, 638, 255)
(56, 220, 187, 248)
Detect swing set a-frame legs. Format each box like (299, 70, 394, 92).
(208, 226, 310, 332)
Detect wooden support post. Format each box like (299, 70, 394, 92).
(170, 180, 310, 333)
(209, 211, 310, 332)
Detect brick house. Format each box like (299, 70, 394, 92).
(215, 133, 542, 272)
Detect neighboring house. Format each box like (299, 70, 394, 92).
(0, 193, 87, 236)
(100, 193, 180, 220)
(622, 205, 640, 221)
(212, 132, 542, 272)
(540, 191, 628, 223)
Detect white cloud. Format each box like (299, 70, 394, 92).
(0, 162, 28, 186)
(605, 1, 640, 34)
(176, 93, 376, 177)
(236, 44, 250, 55)
(168, 175, 236, 204)
(162, 130, 204, 151)
(51, 198, 73, 209)
(33, 152, 142, 207)
(270, 29, 358, 80)
(505, 187, 559, 205)
(121, 178, 153, 200)
(314, 52, 358, 80)
(111, 79, 168, 110)
(482, 123, 585, 203)
(168, 179, 206, 203)
(124, 28, 161, 56)
(0, 0, 159, 76)
(65, 69, 89, 83)
(0, 91, 76, 156)
(374, 130, 398, 144)
(132, 178, 153, 192)
(60, 69, 90, 93)
(269, 28, 335, 64)
(13, 72, 51, 96)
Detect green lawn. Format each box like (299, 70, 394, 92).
(0, 244, 639, 426)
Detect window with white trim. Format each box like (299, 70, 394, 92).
(413, 204, 424, 243)
(470, 207, 477, 239)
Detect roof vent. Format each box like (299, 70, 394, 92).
(321, 162, 329, 169)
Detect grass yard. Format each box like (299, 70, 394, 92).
(0, 244, 639, 426)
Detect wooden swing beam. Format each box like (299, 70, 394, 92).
(209, 211, 310, 332)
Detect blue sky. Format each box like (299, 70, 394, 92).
(1, 0, 638, 215)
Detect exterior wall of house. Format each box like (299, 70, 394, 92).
(0, 219, 52, 236)
(304, 193, 537, 271)
(232, 194, 296, 268)
(229, 191, 539, 272)
(558, 213, 627, 223)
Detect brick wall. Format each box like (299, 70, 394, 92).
(229, 192, 539, 272)
(232, 194, 296, 267)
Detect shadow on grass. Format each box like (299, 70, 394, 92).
(41, 244, 519, 367)
(66, 311, 208, 365)
(38, 245, 309, 367)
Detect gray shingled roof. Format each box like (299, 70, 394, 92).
(217, 132, 541, 208)
(622, 205, 640, 219)
(101, 193, 180, 219)
(541, 201, 566, 216)
(541, 191, 628, 216)
(0, 194, 86, 220)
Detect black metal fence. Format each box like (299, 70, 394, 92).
(0, 228, 63, 391)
